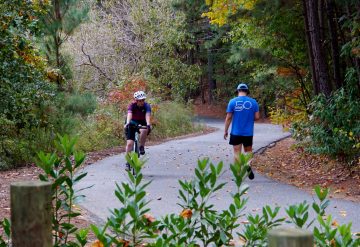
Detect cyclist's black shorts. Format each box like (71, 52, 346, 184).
(125, 120, 147, 141)
(229, 134, 253, 147)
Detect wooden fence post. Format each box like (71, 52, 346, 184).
(11, 181, 52, 247)
(268, 227, 313, 247)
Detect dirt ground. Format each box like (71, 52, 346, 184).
(252, 138, 360, 203)
(1, 102, 359, 244)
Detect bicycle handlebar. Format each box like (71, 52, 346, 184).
(136, 124, 149, 129)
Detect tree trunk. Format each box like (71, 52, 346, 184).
(302, 0, 319, 95)
(326, 0, 343, 89)
(207, 49, 216, 103)
(318, 0, 325, 43)
(305, 0, 332, 97)
(54, 0, 63, 90)
(343, 3, 360, 92)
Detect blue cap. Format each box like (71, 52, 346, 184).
(237, 83, 248, 90)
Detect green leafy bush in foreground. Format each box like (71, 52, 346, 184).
(1, 140, 359, 246)
(36, 135, 89, 247)
(90, 153, 360, 247)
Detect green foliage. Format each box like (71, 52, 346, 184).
(64, 92, 97, 116)
(75, 109, 123, 152)
(292, 88, 360, 162)
(286, 201, 311, 228)
(89, 154, 360, 247)
(39, 0, 89, 87)
(239, 206, 284, 246)
(36, 134, 89, 247)
(167, 157, 249, 246)
(0, 91, 91, 170)
(314, 215, 360, 247)
(0, 0, 58, 169)
(0, 218, 10, 247)
(0, 126, 55, 170)
(94, 153, 158, 246)
(2, 149, 360, 246)
(91, 153, 252, 246)
(312, 185, 360, 246)
(152, 101, 203, 139)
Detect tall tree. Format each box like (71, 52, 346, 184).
(325, 0, 342, 89)
(173, 0, 215, 103)
(39, 0, 89, 90)
(303, 0, 332, 97)
(173, 0, 237, 104)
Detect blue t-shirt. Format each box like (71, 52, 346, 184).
(226, 96, 259, 136)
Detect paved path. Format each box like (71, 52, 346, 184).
(76, 119, 360, 231)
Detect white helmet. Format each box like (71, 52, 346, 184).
(134, 91, 146, 100)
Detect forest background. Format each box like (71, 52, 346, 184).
(0, 0, 359, 171)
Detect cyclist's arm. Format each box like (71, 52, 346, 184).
(126, 112, 132, 125)
(146, 112, 151, 125)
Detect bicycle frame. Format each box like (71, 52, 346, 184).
(133, 131, 140, 158)
(129, 124, 147, 175)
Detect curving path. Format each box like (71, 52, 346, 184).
(75, 118, 360, 231)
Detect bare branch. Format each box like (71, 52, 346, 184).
(79, 42, 114, 83)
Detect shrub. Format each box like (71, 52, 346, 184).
(76, 105, 124, 152)
(88, 154, 360, 247)
(292, 88, 360, 163)
(36, 135, 89, 246)
(2, 148, 360, 246)
(64, 92, 97, 116)
(75, 100, 206, 153)
(0, 93, 82, 170)
(152, 101, 203, 139)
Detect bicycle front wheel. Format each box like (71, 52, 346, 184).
(133, 137, 140, 158)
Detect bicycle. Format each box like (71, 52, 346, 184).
(126, 124, 148, 176)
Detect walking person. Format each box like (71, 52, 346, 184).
(124, 90, 152, 170)
(224, 83, 260, 179)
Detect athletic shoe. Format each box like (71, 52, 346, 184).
(125, 162, 131, 172)
(248, 166, 255, 180)
(139, 146, 145, 155)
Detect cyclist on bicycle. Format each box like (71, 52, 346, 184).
(124, 91, 152, 170)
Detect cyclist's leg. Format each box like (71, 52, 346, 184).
(139, 129, 147, 146)
(125, 128, 135, 153)
(125, 125, 136, 170)
(138, 130, 146, 155)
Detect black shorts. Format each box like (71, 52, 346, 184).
(125, 120, 147, 141)
(229, 134, 253, 147)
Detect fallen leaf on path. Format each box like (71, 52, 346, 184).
(339, 210, 347, 217)
(180, 209, 192, 219)
(91, 240, 104, 247)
